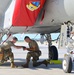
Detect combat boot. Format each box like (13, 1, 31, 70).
(33, 60, 48, 67)
(42, 60, 48, 67)
(11, 63, 17, 68)
(22, 63, 29, 68)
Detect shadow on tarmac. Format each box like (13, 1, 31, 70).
(0, 58, 74, 73)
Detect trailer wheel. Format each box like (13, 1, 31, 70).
(49, 46, 58, 60)
(62, 56, 72, 73)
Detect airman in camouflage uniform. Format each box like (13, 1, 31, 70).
(22, 36, 48, 68)
(0, 37, 18, 68)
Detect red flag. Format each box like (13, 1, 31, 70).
(12, 0, 45, 26)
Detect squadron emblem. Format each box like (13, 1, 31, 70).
(26, 1, 40, 11)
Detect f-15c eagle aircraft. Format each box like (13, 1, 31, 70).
(0, 0, 74, 73)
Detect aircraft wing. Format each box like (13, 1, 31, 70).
(3, 0, 74, 34)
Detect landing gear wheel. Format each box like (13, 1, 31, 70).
(62, 56, 72, 73)
(49, 46, 58, 60)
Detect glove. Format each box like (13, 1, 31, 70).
(22, 46, 26, 50)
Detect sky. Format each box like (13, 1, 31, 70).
(2, 33, 60, 41)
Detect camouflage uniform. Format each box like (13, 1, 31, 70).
(26, 40, 41, 64)
(0, 41, 15, 67)
(22, 38, 48, 68)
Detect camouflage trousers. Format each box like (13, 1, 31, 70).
(1, 48, 14, 64)
(26, 51, 41, 63)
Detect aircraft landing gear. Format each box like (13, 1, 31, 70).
(62, 55, 73, 73)
(45, 34, 58, 60)
(49, 46, 58, 60)
(59, 21, 74, 73)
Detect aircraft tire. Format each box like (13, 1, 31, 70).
(62, 56, 72, 73)
(49, 46, 58, 60)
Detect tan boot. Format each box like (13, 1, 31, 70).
(11, 63, 17, 68)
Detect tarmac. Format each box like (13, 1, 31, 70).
(0, 42, 74, 75)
